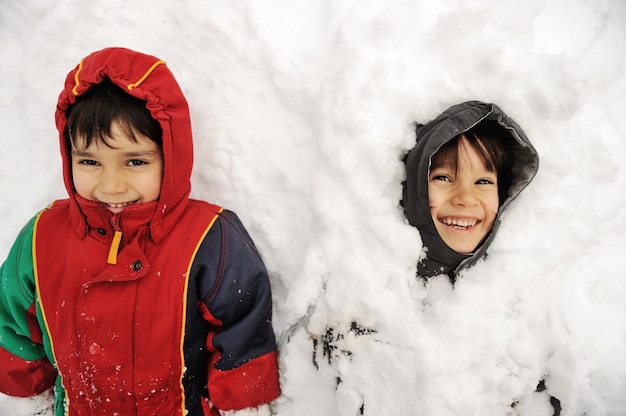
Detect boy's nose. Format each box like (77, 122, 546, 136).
(100, 171, 127, 194)
(451, 184, 478, 206)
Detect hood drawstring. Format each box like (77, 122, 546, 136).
(107, 215, 123, 265)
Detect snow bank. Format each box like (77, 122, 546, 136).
(1, 0, 625, 415)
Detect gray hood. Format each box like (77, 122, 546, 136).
(403, 101, 539, 279)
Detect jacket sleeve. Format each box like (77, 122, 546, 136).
(194, 210, 280, 411)
(0, 214, 57, 397)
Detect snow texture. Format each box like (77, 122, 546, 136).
(1, 0, 625, 415)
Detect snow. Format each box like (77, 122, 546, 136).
(1, 0, 625, 415)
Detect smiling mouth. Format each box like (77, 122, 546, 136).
(100, 200, 139, 211)
(439, 217, 480, 230)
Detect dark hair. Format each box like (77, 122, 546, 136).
(431, 121, 513, 204)
(65, 77, 162, 150)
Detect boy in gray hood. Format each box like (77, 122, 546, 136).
(403, 100, 539, 280)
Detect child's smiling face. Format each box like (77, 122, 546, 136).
(428, 135, 499, 254)
(71, 120, 164, 214)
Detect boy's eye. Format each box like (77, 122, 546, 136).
(431, 174, 451, 182)
(476, 178, 495, 185)
(78, 159, 99, 166)
(127, 159, 147, 166)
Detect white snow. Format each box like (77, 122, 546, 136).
(1, 0, 625, 415)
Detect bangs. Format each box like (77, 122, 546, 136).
(430, 120, 513, 204)
(65, 78, 162, 150)
(69, 118, 153, 151)
(431, 134, 496, 173)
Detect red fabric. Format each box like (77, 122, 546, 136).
(0, 347, 56, 397)
(26, 303, 43, 345)
(35, 199, 221, 415)
(208, 351, 281, 411)
(40, 47, 206, 414)
(198, 301, 222, 353)
(198, 301, 223, 327)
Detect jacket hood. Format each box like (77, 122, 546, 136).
(403, 101, 539, 278)
(55, 47, 193, 243)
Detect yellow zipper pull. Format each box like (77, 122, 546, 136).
(107, 216, 122, 265)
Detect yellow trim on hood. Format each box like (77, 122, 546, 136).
(71, 58, 84, 96)
(71, 58, 166, 97)
(127, 60, 166, 90)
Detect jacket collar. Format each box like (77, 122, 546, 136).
(75, 195, 156, 242)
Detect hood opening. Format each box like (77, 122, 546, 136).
(55, 47, 194, 243)
(403, 101, 539, 278)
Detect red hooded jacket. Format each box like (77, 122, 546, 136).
(0, 47, 280, 415)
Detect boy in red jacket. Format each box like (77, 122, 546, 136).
(0, 47, 280, 416)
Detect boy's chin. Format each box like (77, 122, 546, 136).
(441, 235, 483, 255)
(106, 206, 126, 214)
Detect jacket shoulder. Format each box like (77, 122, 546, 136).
(37, 199, 71, 220)
(186, 199, 223, 217)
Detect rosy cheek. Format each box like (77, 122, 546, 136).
(491, 196, 500, 214)
(427, 185, 441, 207)
(72, 180, 91, 199)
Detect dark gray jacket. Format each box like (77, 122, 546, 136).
(403, 101, 539, 279)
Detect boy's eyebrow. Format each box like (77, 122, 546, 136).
(430, 162, 454, 169)
(71, 149, 95, 157)
(71, 149, 161, 157)
(121, 150, 161, 158)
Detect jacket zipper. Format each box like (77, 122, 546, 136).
(107, 215, 123, 265)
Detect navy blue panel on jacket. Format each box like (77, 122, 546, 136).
(182, 210, 276, 412)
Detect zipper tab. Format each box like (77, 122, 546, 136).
(107, 215, 122, 265)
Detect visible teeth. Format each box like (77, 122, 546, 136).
(109, 202, 132, 208)
(442, 218, 477, 228)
